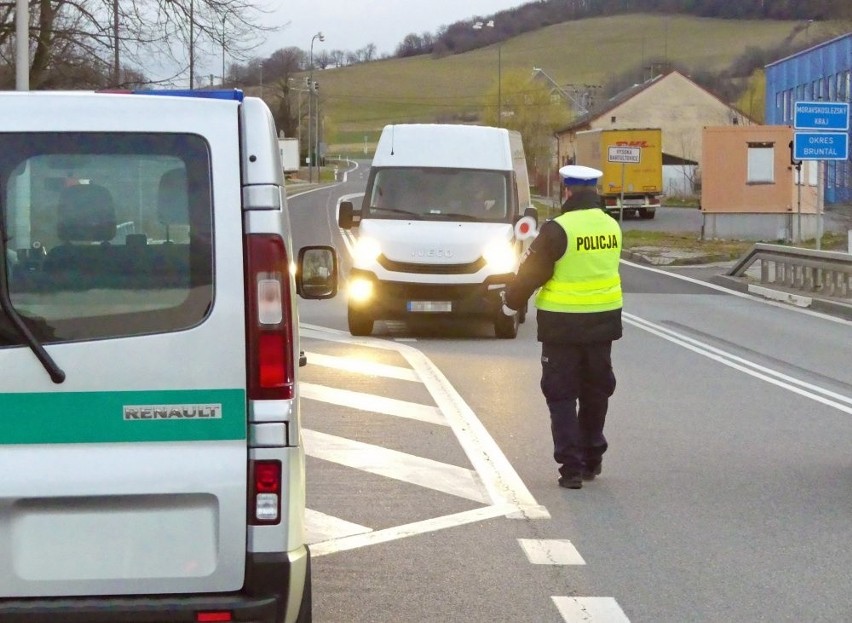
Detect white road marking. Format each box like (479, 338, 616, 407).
(624, 312, 852, 414)
(309, 504, 517, 557)
(552, 597, 631, 622)
(303, 429, 490, 504)
(304, 351, 420, 382)
(301, 382, 447, 426)
(518, 539, 586, 565)
(301, 323, 549, 520)
(304, 509, 371, 544)
(621, 258, 851, 326)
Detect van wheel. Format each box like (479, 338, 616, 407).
(348, 306, 374, 336)
(494, 311, 519, 339)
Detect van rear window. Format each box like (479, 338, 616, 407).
(0, 133, 214, 344)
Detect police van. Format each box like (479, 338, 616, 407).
(0, 90, 337, 622)
(338, 123, 536, 338)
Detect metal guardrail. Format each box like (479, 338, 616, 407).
(727, 243, 851, 299)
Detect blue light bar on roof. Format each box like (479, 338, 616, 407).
(132, 89, 244, 102)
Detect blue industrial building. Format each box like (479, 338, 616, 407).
(765, 32, 851, 204)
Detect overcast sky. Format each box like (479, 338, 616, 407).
(257, 0, 527, 58)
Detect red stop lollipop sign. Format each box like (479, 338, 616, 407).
(514, 215, 537, 240)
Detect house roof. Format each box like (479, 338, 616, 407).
(765, 31, 851, 69)
(554, 69, 753, 134)
(555, 73, 667, 133)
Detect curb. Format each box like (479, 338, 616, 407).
(711, 274, 852, 321)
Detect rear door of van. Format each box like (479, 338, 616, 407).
(0, 92, 248, 597)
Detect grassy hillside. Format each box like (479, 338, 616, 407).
(267, 13, 841, 153)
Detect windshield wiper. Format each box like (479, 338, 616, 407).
(434, 212, 480, 221)
(0, 226, 66, 383)
(369, 206, 422, 219)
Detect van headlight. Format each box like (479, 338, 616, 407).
(348, 277, 374, 303)
(353, 237, 382, 265)
(483, 240, 517, 274)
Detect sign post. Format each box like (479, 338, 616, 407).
(607, 146, 641, 223)
(793, 101, 850, 249)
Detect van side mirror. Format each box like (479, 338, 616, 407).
(523, 206, 538, 227)
(296, 246, 338, 299)
(338, 201, 354, 229)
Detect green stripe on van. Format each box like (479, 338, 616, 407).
(0, 389, 246, 445)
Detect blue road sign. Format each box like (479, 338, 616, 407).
(794, 101, 850, 131)
(793, 131, 849, 161)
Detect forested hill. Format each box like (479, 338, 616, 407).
(395, 0, 851, 57)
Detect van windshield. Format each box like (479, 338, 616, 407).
(366, 168, 511, 223)
(0, 132, 213, 345)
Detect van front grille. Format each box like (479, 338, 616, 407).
(378, 255, 486, 275)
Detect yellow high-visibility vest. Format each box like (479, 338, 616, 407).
(535, 209, 623, 313)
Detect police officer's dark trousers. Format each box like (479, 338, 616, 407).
(540, 341, 616, 477)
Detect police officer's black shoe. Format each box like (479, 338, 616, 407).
(581, 464, 602, 481)
(558, 473, 582, 489)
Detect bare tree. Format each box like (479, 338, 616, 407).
(0, 0, 280, 89)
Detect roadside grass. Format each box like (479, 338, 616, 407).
(623, 230, 849, 261)
(623, 230, 751, 261)
(531, 198, 849, 261)
(663, 197, 701, 208)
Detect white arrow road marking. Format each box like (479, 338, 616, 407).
(303, 429, 490, 504)
(518, 539, 586, 565)
(301, 323, 548, 520)
(305, 509, 371, 544)
(301, 383, 447, 426)
(552, 597, 630, 622)
(304, 351, 420, 382)
(310, 504, 517, 558)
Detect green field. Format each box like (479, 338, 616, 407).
(258, 13, 841, 153)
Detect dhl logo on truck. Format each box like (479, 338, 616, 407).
(614, 140, 650, 147)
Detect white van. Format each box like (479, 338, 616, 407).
(0, 90, 337, 622)
(338, 123, 536, 338)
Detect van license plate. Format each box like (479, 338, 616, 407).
(408, 301, 451, 312)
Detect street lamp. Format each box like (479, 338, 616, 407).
(473, 20, 501, 125)
(309, 31, 325, 183)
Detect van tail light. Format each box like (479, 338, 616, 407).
(249, 460, 282, 525)
(245, 234, 295, 401)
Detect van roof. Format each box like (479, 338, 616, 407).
(371, 124, 516, 171)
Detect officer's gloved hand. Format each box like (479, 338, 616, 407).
(500, 292, 515, 317)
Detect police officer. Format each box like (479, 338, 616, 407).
(502, 164, 623, 489)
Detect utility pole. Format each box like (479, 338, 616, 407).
(15, 0, 29, 90)
(112, 0, 120, 86)
(188, 0, 195, 88)
(308, 32, 324, 183)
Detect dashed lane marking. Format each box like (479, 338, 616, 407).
(518, 539, 586, 565)
(552, 597, 631, 622)
(302, 429, 490, 504)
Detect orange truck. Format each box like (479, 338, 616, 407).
(574, 128, 663, 220)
